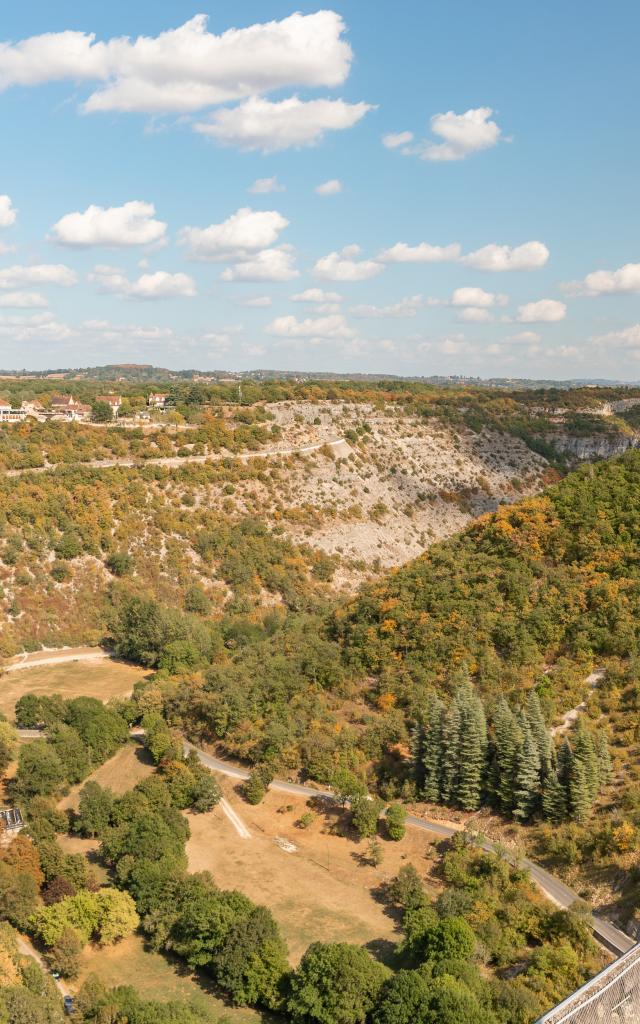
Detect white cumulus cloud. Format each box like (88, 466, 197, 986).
(266, 313, 354, 340)
(315, 179, 342, 196)
(221, 248, 298, 282)
(389, 108, 503, 162)
(248, 177, 285, 194)
(378, 241, 461, 263)
(565, 262, 640, 296)
(350, 295, 423, 318)
(516, 299, 566, 323)
(0, 195, 17, 228)
(450, 287, 507, 308)
(0, 12, 353, 114)
(194, 95, 373, 153)
(382, 131, 413, 149)
(241, 295, 273, 308)
(592, 324, 640, 348)
(89, 265, 196, 299)
(292, 288, 343, 304)
(314, 244, 383, 282)
(506, 330, 541, 343)
(179, 207, 288, 262)
(457, 307, 493, 323)
(0, 311, 73, 342)
(49, 200, 167, 248)
(0, 291, 48, 308)
(0, 264, 78, 288)
(462, 241, 549, 271)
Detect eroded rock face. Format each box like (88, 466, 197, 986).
(548, 433, 640, 461)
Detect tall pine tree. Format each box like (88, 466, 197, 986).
(542, 771, 568, 823)
(526, 690, 553, 780)
(490, 698, 521, 815)
(572, 721, 600, 804)
(439, 700, 462, 805)
(512, 718, 542, 821)
(420, 696, 445, 803)
(453, 682, 487, 811)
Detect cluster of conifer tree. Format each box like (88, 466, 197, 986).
(412, 682, 612, 824)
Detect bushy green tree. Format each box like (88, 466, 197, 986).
(77, 781, 115, 837)
(385, 803, 407, 841)
(46, 926, 83, 978)
(16, 741, 65, 798)
(288, 942, 390, 1024)
(351, 796, 383, 840)
(372, 970, 433, 1024)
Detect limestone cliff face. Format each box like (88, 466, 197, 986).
(548, 433, 640, 461)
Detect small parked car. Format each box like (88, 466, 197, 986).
(63, 995, 74, 1015)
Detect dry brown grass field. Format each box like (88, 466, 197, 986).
(0, 659, 149, 719)
(57, 741, 154, 813)
(77, 934, 273, 1023)
(186, 777, 441, 964)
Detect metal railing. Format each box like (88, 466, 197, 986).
(536, 943, 640, 1023)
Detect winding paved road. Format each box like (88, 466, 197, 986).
(184, 742, 634, 956)
(6, 647, 636, 957)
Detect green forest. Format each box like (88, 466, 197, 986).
(1, 390, 640, 1023)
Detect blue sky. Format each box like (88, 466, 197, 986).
(0, 1, 639, 377)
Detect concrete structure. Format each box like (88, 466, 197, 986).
(536, 943, 640, 1023)
(0, 807, 24, 843)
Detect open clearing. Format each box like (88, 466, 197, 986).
(77, 934, 273, 1023)
(58, 741, 154, 813)
(0, 658, 149, 719)
(186, 777, 441, 964)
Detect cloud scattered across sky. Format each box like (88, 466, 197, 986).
(248, 177, 285, 194)
(564, 261, 640, 296)
(0, 195, 17, 228)
(179, 207, 288, 262)
(350, 295, 423, 318)
(516, 299, 566, 323)
(314, 244, 384, 282)
(194, 96, 373, 152)
(461, 241, 549, 271)
(0, 12, 353, 113)
(266, 312, 355, 340)
(0, 264, 78, 288)
(592, 324, 640, 349)
(220, 247, 299, 282)
(315, 179, 343, 196)
(49, 200, 167, 248)
(0, 290, 47, 308)
(89, 265, 196, 299)
(386, 107, 503, 162)
(378, 241, 461, 263)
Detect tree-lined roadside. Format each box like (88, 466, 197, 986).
(6, 647, 635, 958)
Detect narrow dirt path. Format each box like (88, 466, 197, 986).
(16, 934, 70, 997)
(219, 797, 251, 839)
(551, 668, 605, 737)
(4, 647, 111, 673)
(3, 436, 349, 478)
